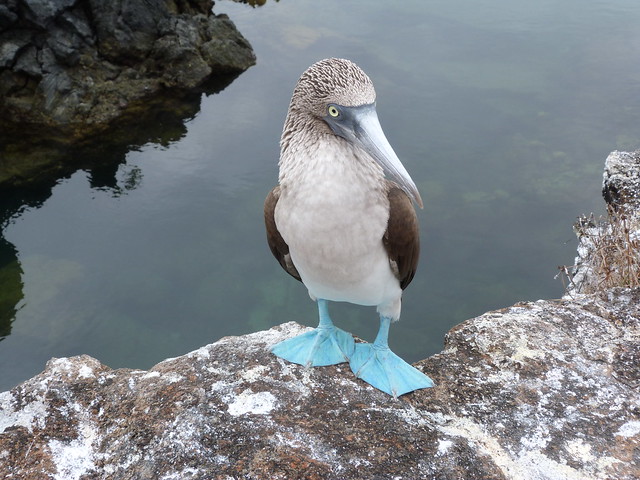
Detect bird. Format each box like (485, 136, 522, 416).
(264, 58, 434, 398)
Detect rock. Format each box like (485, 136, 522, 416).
(22, 0, 78, 26)
(0, 0, 255, 189)
(569, 150, 640, 295)
(0, 0, 255, 136)
(1, 290, 639, 479)
(0, 3, 18, 30)
(602, 150, 640, 213)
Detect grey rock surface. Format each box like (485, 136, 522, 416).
(602, 150, 640, 214)
(0, 291, 638, 479)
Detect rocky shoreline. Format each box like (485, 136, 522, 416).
(0, 0, 255, 187)
(0, 152, 638, 479)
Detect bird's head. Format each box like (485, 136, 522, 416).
(285, 58, 423, 208)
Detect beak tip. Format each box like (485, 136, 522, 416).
(412, 190, 424, 209)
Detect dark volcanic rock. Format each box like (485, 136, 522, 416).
(0, 0, 255, 135)
(0, 0, 255, 188)
(1, 290, 639, 479)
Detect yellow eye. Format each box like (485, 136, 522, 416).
(328, 105, 340, 117)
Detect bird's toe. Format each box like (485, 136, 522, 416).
(349, 343, 434, 398)
(271, 326, 355, 367)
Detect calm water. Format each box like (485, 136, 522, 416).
(1, 0, 639, 391)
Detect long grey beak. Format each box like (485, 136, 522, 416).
(324, 104, 423, 208)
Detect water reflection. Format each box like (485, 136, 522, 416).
(0, 74, 242, 343)
(0, 238, 21, 339)
(230, 0, 278, 7)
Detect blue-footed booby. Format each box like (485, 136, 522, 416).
(264, 58, 434, 398)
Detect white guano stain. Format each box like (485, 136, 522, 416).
(615, 420, 640, 438)
(0, 391, 47, 433)
(226, 389, 277, 416)
(48, 417, 99, 480)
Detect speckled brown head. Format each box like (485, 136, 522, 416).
(290, 58, 376, 115)
(280, 58, 423, 208)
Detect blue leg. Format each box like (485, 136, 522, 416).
(349, 315, 434, 398)
(271, 299, 355, 367)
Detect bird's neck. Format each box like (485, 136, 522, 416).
(280, 109, 327, 157)
(279, 128, 384, 185)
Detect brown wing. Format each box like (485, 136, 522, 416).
(383, 184, 420, 290)
(264, 186, 302, 282)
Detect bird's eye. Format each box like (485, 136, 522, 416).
(327, 105, 340, 118)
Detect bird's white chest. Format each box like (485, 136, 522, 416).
(275, 143, 400, 308)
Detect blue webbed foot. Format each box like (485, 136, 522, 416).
(349, 343, 434, 398)
(271, 325, 355, 367)
(271, 299, 355, 367)
(350, 315, 434, 398)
